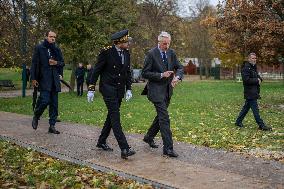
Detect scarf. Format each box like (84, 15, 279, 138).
(43, 39, 59, 60)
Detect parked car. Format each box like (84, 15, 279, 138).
(132, 69, 145, 83)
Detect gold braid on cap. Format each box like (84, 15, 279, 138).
(88, 84, 95, 91)
(114, 35, 129, 43)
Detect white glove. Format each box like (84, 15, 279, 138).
(125, 90, 132, 102)
(87, 91, 95, 103)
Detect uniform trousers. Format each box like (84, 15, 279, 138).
(98, 97, 129, 150)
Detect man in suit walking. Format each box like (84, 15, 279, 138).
(31, 30, 65, 134)
(142, 31, 183, 157)
(87, 29, 136, 159)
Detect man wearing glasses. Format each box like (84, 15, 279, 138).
(141, 31, 184, 157)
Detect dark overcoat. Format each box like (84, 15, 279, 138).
(241, 61, 262, 100)
(30, 42, 64, 92)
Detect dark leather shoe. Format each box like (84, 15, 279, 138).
(48, 125, 60, 134)
(121, 148, 136, 159)
(163, 149, 178, 158)
(235, 122, 244, 128)
(32, 116, 38, 130)
(96, 143, 113, 151)
(259, 125, 272, 131)
(143, 137, 159, 148)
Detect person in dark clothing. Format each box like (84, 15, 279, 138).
(87, 29, 135, 159)
(235, 52, 272, 131)
(141, 31, 184, 158)
(85, 63, 93, 88)
(75, 63, 85, 96)
(31, 30, 65, 134)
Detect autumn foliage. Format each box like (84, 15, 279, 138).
(215, 0, 284, 66)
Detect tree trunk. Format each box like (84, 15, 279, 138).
(69, 59, 77, 92)
(205, 59, 210, 79)
(199, 58, 203, 80)
(232, 67, 237, 80)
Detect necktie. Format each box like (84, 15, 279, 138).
(162, 51, 168, 65)
(119, 50, 124, 64)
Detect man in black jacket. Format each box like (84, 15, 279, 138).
(87, 29, 135, 159)
(75, 63, 85, 96)
(235, 53, 271, 131)
(31, 30, 65, 134)
(85, 63, 93, 88)
(141, 31, 184, 157)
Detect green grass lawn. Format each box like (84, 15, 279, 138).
(0, 68, 72, 90)
(0, 81, 283, 153)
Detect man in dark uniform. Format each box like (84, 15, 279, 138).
(235, 53, 272, 131)
(75, 63, 85, 96)
(31, 30, 65, 134)
(86, 63, 94, 88)
(87, 29, 135, 159)
(141, 31, 183, 157)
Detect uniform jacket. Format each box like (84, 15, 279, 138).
(75, 67, 85, 84)
(31, 41, 65, 92)
(241, 61, 262, 100)
(142, 47, 183, 102)
(86, 67, 93, 85)
(89, 45, 132, 99)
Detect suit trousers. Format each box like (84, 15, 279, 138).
(98, 97, 129, 150)
(34, 90, 58, 126)
(77, 82, 84, 96)
(236, 99, 265, 127)
(146, 97, 173, 151)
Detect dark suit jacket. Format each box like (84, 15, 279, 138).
(241, 61, 262, 100)
(75, 67, 85, 84)
(142, 47, 183, 102)
(89, 45, 132, 99)
(31, 41, 65, 92)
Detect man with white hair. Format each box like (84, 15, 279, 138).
(141, 31, 184, 157)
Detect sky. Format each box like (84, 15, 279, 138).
(210, 0, 220, 6)
(178, 0, 221, 17)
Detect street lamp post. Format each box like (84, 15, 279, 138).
(21, 0, 28, 97)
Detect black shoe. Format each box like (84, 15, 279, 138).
(235, 122, 244, 128)
(96, 143, 113, 151)
(56, 119, 61, 122)
(259, 125, 272, 131)
(48, 125, 60, 134)
(121, 148, 136, 159)
(32, 116, 38, 130)
(163, 149, 178, 158)
(143, 137, 159, 148)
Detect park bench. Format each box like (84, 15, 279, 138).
(0, 80, 15, 89)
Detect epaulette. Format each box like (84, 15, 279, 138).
(100, 45, 112, 52)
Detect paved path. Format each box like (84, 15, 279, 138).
(0, 111, 283, 189)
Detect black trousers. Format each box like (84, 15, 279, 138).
(146, 97, 173, 151)
(34, 90, 58, 126)
(76, 82, 84, 96)
(97, 97, 129, 150)
(236, 99, 265, 127)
